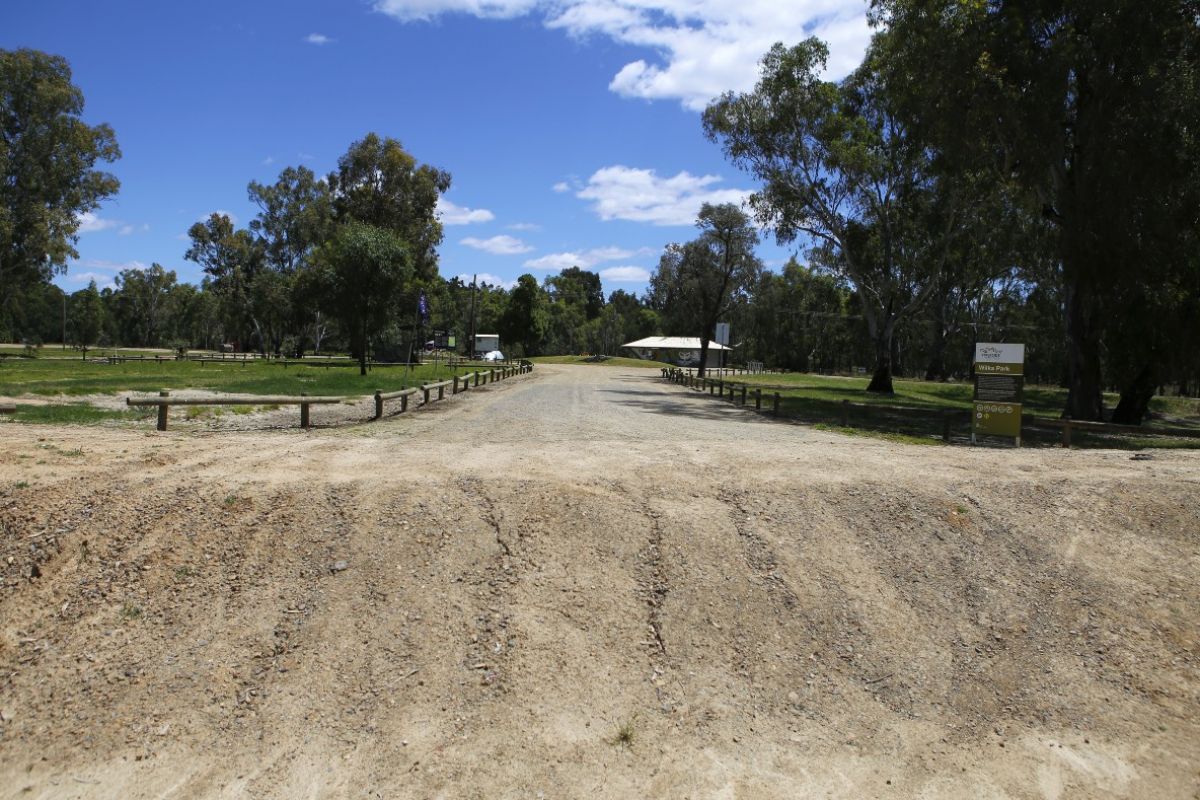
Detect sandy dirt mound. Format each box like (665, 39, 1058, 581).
(1, 365, 1197, 799)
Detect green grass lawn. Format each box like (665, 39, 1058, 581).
(530, 355, 671, 368)
(0, 358, 499, 399)
(681, 370, 1200, 448)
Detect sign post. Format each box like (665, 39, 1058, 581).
(714, 322, 730, 369)
(972, 343, 1025, 446)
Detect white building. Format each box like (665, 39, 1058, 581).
(621, 336, 731, 367)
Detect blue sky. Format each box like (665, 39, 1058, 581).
(3, 0, 870, 296)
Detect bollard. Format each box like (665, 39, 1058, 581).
(841, 399, 849, 427)
(773, 392, 781, 416)
(157, 390, 169, 431)
(374, 390, 383, 420)
(300, 393, 310, 429)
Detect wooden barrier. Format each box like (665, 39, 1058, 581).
(0, 404, 16, 414)
(1039, 416, 1200, 448)
(374, 387, 419, 419)
(126, 391, 346, 431)
(422, 379, 452, 405)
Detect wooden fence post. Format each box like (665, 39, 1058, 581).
(942, 411, 952, 443)
(438, 384, 446, 401)
(300, 393, 310, 429)
(423, 385, 431, 405)
(754, 388, 762, 410)
(1063, 418, 1072, 448)
(475, 371, 481, 387)
(374, 390, 383, 420)
(841, 399, 849, 427)
(773, 392, 781, 416)
(740, 385, 747, 406)
(401, 394, 409, 413)
(157, 390, 169, 432)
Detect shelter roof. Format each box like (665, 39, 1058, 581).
(622, 336, 731, 351)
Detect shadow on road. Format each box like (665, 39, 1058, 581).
(599, 387, 774, 424)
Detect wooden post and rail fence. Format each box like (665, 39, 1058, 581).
(124, 362, 534, 431)
(660, 367, 1200, 447)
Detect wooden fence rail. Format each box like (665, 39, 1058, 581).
(0, 404, 16, 415)
(374, 387, 420, 419)
(661, 368, 1200, 446)
(126, 391, 347, 431)
(120, 361, 534, 432)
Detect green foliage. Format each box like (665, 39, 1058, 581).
(0, 49, 120, 339)
(68, 281, 104, 356)
(328, 133, 450, 283)
(305, 220, 413, 374)
(871, 0, 1200, 418)
(704, 39, 995, 393)
(111, 263, 177, 347)
(500, 274, 549, 356)
(648, 203, 762, 376)
(185, 213, 267, 350)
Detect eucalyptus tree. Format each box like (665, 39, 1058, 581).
(328, 133, 450, 283)
(499, 274, 549, 357)
(0, 49, 120, 338)
(649, 203, 762, 377)
(704, 40, 959, 393)
(304, 220, 411, 375)
(870, 0, 1200, 418)
(184, 213, 267, 351)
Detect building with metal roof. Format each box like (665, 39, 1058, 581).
(621, 336, 731, 367)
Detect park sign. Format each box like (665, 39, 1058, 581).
(972, 343, 1025, 443)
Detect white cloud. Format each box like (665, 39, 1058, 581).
(576, 165, 750, 225)
(437, 197, 496, 225)
(523, 245, 648, 271)
(118, 223, 150, 236)
(457, 272, 517, 289)
(599, 265, 651, 282)
(198, 210, 239, 224)
(508, 222, 541, 231)
(263, 156, 276, 165)
(461, 234, 533, 255)
(552, 181, 572, 193)
(68, 259, 151, 290)
(305, 33, 334, 45)
(76, 212, 119, 234)
(374, 0, 539, 22)
(373, 1, 871, 110)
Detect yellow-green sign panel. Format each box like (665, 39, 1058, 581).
(973, 401, 1022, 437)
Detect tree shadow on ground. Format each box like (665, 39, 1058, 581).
(598, 387, 774, 424)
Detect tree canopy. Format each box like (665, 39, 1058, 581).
(0, 48, 120, 338)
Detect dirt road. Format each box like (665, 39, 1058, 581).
(2, 365, 1198, 798)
